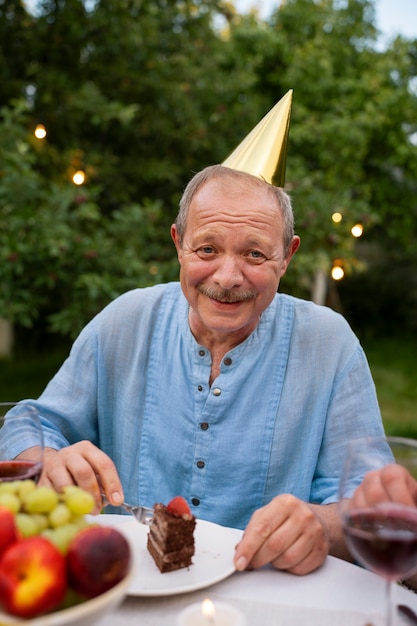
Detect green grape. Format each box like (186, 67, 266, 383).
(59, 587, 84, 610)
(17, 479, 37, 501)
(0, 480, 95, 554)
(61, 485, 79, 496)
(31, 513, 49, 531)
(41, 528, 55, 541)
(49, 503, 72, 528)
(23, 486, 59, 513)
(0, 492, 21, 513)
(44, 524, 79, 555)
(0, 481, 21, 495)
(71, 514, 90, 531)
(15, 513, 39, 537)
(62, 485, 95, 515)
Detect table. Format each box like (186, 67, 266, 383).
(95, 514, 417, 626)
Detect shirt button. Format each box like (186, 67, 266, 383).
(213, 388, 221, 396)
(224, 357, 232, 366)
(192, 498, 200, 506)
(199, 349, 205, 357)
(200, 422, 209, 430)
(196, 460, 205, 469)
(197, 385, 203, 392)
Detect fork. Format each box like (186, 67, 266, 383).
(100, 493, 153, 526)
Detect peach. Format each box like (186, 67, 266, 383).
(67, 526, 131, 598)
(0, 536, 67, 618)
(0, 506, 18, 557)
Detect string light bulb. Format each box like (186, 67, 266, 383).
(331, 265, 344, 280)
(332, 211, 343, 223)
(72, 170, 86, 185)
(351, 224, 364, 237)
(34, 124, 47, 139)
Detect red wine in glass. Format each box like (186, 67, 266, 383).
(0, 402, 44, 484)
(339, 435, 417, 626)
(344, 505, 417, 581)
(0, 459, 42, 484)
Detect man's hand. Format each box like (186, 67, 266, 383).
(351, 464, 417, 591)
(351, 464, 417, 509)
(233, 494, 340, 576)
(39, 442, 124, 514)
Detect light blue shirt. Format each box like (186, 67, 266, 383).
(16, 283, 387, 529)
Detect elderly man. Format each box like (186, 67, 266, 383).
(7, 93, 390, 575)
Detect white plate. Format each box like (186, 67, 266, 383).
(117, 518, 237, 596)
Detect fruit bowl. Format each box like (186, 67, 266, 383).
(0, 566, 132, 626)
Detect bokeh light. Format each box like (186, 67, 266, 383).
(34, 124, 47, 139)
(331, 266, 345, 280)
(72, 170, 86, 185)
(351, 224, 364, 237)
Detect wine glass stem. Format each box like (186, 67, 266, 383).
(385, 579, 393, 626)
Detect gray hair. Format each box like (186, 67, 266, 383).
(176, 165, 295, 255)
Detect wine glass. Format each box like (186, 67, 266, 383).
(0, 402, 44, 483)
(339, 436, 417, 626)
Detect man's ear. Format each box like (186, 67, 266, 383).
(280, 235, 300, 277)
(171, 224, 182, 261)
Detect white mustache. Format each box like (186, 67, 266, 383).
(197, 285, 257, 303)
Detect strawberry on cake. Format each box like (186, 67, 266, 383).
(146, 496, 196, 573)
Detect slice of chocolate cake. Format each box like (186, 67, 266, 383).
(147, 496, 196, 573)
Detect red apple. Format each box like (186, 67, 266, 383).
(0, 536, 67, 618)
(0, 506, 18, 557)
(67, 526, 131, 598)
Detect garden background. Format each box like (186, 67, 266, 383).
(1, 0, 416, 435)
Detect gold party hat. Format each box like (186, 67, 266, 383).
(222, 89, 293, 186)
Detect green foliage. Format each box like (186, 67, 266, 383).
(0, 339, 71, 402)
(363, 335, 417, 438)
(18, 0, 262, 207)
(338, 242, 417, 338)
(0, 103, 177, 338)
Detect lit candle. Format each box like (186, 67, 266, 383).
(202, 598, 216, 624)
(177, 598, 246, 626)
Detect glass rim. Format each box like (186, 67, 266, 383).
(386, 435, 417, 448)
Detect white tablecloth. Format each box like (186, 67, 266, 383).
(94, 514, 417, 626)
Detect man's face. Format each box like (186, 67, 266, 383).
(171, 176, 299, 344)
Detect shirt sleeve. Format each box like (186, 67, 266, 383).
(310, 341, 387, 505)
(23, 319, 101, 452)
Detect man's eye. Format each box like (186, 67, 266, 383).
(248, 250, 265, 260)
(199, 246, 215, 255)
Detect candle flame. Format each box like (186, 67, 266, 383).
(202, 598, 216, 621)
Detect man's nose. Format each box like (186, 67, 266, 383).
(212, 255, 243, 289)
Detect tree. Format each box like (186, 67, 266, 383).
(0, 0, 34, 105)
(16, 0, 263, 208)
(0, 102, 173, 339)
